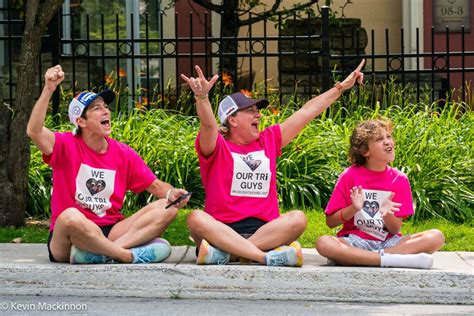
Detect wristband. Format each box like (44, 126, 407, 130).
(334, 81, 343, 92)
(339, 209, 347, 222)
(195, 93, 208, 101)
(166, 188, 174, 201)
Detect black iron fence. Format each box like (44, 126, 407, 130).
(1, 4, 473, 115)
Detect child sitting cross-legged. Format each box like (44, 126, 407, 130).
(315, 119, 445, 269)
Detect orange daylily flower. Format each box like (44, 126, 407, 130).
(142, 97, 149, 106)
(240, 89, 252, 97)
(269, 106, 280, 115)
(119, 68, 127, 77)
(222, 72, 233, 87)
(105, 75, 114, 85)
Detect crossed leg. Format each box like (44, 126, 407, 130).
(49, 199, 177, 263)
(315, 229, 445, 266)
(187, 209, 307, 263)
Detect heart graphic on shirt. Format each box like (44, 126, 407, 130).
(86, 178, 106, 196)
(242, 158, 262, 171)
(362, 200, 379, 218)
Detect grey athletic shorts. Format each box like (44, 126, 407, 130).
(342, 234, 403, 251)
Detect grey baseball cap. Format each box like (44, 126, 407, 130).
(217, 92, 269, 123)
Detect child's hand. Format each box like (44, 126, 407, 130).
(380, 192, 402, 217)
(350, 185, 364, 211)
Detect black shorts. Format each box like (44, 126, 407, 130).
(195, 217, 267, 256)
(47, 224, 115, 262)
(226, 217, 267, 238)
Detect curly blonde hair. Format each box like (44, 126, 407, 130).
(349, 119, 394, 166)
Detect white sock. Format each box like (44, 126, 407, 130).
(380, 251, 433, 269)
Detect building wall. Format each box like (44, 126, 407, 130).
(236, 0, 404, 89)
(172, 0, 473, 98)
(330, 0, 403, 70)
(423, 0, 474, 94)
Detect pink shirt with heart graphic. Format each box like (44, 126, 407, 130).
(196, 125, 282, 223)
(325, 165, 414, 241)
(43, 132, 156, 231)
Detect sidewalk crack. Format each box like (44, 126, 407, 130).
(455, 252, 474, 268)
(174, 245, 191, 267)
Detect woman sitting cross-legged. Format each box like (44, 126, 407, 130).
(180, 61, 365, 266)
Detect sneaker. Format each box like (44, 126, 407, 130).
(196, 239, 230, 265)
(265, 241, 303, 267)
(70, 245, 114, 264)
(131, 238, 172, 264)
(289, 241, 304, 267)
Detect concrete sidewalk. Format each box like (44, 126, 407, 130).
(0, 244, 472, 305)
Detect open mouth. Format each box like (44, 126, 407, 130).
(100, 118, 110, 127)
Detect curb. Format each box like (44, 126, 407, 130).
(0, 245, 472, 304)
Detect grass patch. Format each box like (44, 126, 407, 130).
(0, 226, 49, 244)
(402, 219, 474, 251)
(300, 210, 474, 252)
(1, 211, 472, 251)
(161, 210, 193, 246)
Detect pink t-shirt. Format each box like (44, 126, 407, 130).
(325, 165, 414, 241)
(43, 132, 156, 231)
(196, 125, 282, 223)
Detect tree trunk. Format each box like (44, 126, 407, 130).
(0, 0, 63, 227)
(0, 78, 22, 225)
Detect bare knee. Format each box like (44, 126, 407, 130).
(315, 235, 335, 257)
(151, 200, 178, 223)
(55, 208, 86, 231)
(287, 210, 308, 234)
(427, 229, 445, 252)
(164, 207, 178, 223)
(186, 210, 207, 234)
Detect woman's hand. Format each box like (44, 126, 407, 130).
(339, 59, 365, 91)
(167, 188, 191, 210)
(180, 65, 220, 157)
(180, 65, 219, 97)
(44, 65, 65, 92)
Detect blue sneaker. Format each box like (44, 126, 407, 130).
(265, 242, 303, 267)
(131, 238, 171, 264)
(70, 245, 114, 264)
(196, 239, 230, 265)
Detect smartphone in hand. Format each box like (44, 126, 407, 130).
(165, 192, 192, 209)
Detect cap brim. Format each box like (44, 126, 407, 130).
(98, 90, 115, 104)
(254, 99, 269, 109)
